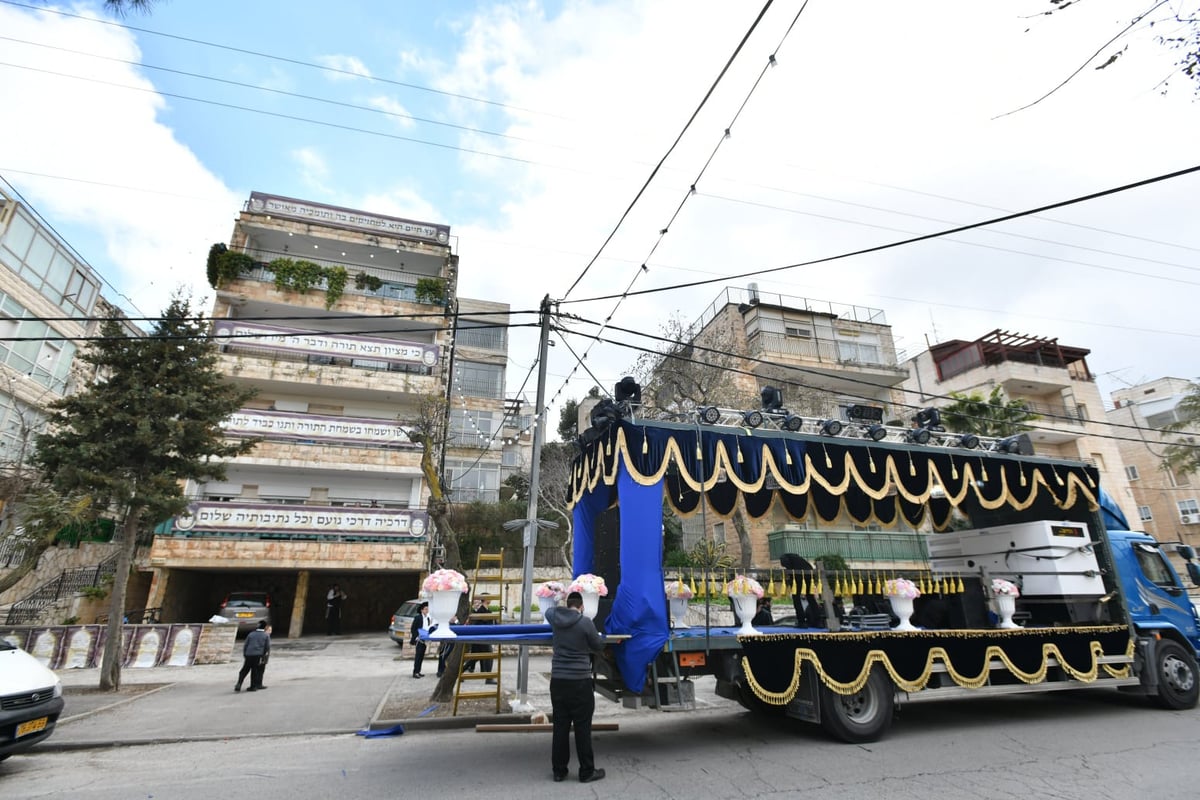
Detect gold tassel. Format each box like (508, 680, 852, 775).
(908, 454, 916, 477)
(1019, 469, 1027, 487)
(736, 447, 743, 463)
(689, 572, 697, 596)
(642, 437, 648, 454)
(696, 444, 703, 460)
(800, 575, 808, 595)
(790, 573, 798, 594)
(824, 446, 832, 469)
(815, 576, 823, 595)
(786, 450, 792, 465)
(868, 455, 876, 473)
(956, 575, 964, 593)
(1054, 467, 1064, 486)
(951, 462, 958, 480)
(605, 439, 612, 455)
(834, 574, 843, 596)
(981, 464, 989, 483)
(857, 576, 864, 594)
(767, 572, 776, 596)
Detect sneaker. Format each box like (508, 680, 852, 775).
(579, 769, 605, 783)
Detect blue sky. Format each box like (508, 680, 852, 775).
(1, 0, 1198, 415)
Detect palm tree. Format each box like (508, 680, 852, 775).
(938, 386, 1039, 438)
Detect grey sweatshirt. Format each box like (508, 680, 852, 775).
(544, 606, 605, 680)
(243, 629, 270, 658)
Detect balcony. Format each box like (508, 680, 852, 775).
(167, 500, 430, 542)
(748, 332, 909, 390)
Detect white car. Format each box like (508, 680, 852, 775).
(0, 640, 64, 761)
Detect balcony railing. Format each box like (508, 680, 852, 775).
(751, 332, 903, 372)
(239, 264, 435, 304)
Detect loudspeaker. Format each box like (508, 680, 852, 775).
(941, 576, 990, 629)
(590, 506, 622, 628)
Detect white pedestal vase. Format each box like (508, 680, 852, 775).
(888, 595, 917, 631)
(581, 590, 600, 620)
(730, 594, 760, 636)
(428, 590, 461, 638)
(669, 597, 691, 629)
(994, 594, 1020, 629)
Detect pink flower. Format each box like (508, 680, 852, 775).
(665, 580, 694, 600)
(883, 578, 921, 599)
(535, 580, 566, 600)
(421, 568, 468, 594)
(991, 578, 1020, 597)
(568, 573, 609, 597)
(725, 575, 764, 598)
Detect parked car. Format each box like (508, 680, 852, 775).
(217, 591, 272, 634)
(388, 599, 423, 646)
(0, 640, 65, 762)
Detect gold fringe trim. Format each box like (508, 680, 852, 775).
(739, 625, 1132, 703)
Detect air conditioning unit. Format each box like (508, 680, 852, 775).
(1182, 514, 1197, 525)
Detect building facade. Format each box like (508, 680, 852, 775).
(1108, 377, 1200, 558)
(904, 329, 1139, 527)
(667, 285, 922, 569)
(145, 192, 511, 637)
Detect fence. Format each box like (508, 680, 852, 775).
(4, 553, 120, 625)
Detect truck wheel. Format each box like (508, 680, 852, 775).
(1152, 640, 1199, 710)
(819, 669, 894, 743)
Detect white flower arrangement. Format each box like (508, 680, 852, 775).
(422, 568, 469, 594)
(535, 580, 567, 600)
(991, 578, 1020, 597)
(883, 578, 921, 599)
(665, 580, 694, 600)
(725, 574, 764, 599)
(568, 573, 609, 597)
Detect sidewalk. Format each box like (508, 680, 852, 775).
(43, 633, 544, 751)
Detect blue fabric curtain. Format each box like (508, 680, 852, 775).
(603, 461, 668, 692)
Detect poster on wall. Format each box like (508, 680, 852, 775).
(59, 625, 101, 669)
(164, 625, 202, 666)
(124, 626, 168, 668)
(26, 627, 64, 668)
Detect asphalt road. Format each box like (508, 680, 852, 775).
(4, 688, 1198, 799)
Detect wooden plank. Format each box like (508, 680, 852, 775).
(475, 723, 620, 733)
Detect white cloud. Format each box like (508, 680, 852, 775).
(315, 54, 373, 80)
(366, 95, 417, 129)
(291, 147, 332, 195)
(0, 5, 241, 318)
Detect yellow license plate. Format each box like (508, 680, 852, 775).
(236, 612, 254, 618)
(16, 717, 48, 738)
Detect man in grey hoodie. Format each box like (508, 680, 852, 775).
(544, 590, 606, 783)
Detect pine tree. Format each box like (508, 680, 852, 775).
(33, 296, 257, 690)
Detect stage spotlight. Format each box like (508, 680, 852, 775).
(864, 424, 887, 442)
(783, 414, 804, 432)
(846, 404, 884, 423)
(589, 399, 621, 429)
(819, 419, 843, 436)
(956, 433, 981, 449)
(698, 406, 721, 425)
(906, 427, 931, 445)
(991, 433, 1033, 455)
(742, 410, 764, 428)
(761, 386, 783, 412)
(913, 407, 942, 429)
(614, 376, 641, 406)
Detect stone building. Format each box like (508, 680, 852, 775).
(144, 192, 518, 636)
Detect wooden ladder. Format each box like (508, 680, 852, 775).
(452, 548, 505, 715)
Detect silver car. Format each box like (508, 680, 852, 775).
(217, 591, 272, 634)
(388, 599, 422, 646)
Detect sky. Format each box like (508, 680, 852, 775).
(1, 0, 1198, 423)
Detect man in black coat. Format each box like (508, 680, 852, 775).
(235, 620, 271, 692)
(408, 601, 432, 678)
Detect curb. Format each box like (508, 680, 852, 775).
(34, 728, 362, 753)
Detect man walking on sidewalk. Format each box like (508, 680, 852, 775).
(545, 591, 606, 783)
(235, 620, 271, 692)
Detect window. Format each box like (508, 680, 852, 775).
(445, 459, 500, 503)
(784, 324, 812, 339)
(1178, 499, 1199, 516)
(1125, 465, 1140, 481)
(454, 361, 504, 399)
(501, 450, 521, 467)
(448, 410, 496, 447)
(1133, 542, 1177, 588)
(456, 320, 507, 351)
(1138, 505, 1153, 521)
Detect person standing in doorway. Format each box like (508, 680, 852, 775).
(235, 620, 271, 692)
(544, 591, 606, 783)
(409, 601, 432, 678)
(326, 584, 347, 635)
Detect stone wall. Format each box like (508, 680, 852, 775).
(0, 541, 121, 607)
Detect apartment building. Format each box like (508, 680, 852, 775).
(1109, 377, 1200, 556)
(664, 285, 921, 569)
(145, 192, 514, 636)
(904, 329, 1139, 527)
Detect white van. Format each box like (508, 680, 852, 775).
(0, 640, 64, 761)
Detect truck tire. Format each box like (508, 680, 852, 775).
(1152, 639, 1199, 710)
(819, 669, 894, 743)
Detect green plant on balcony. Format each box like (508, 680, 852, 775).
(207, 244, 255, 289)
(354, 272, 384, 292)
(414, 277, 446, 305)
(268, 259, 351, 308)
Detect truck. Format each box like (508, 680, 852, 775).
(552, 406, 1200, 742)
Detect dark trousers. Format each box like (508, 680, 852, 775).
(550, 677, 596, 779)
(437, 642, 455, 676)
(237, 657, 265, 689)
(412, 641, 427, 676)
(465, 642, 493, 673)
(326, 608, 341, 635)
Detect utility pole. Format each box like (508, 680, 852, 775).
(515, 294, 552, 709)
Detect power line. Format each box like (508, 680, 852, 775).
(561, 161, 1200, 304)
(0, 61, 544, 168)
(0, 0, 562, 120)
(0, 34, 566, 151)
